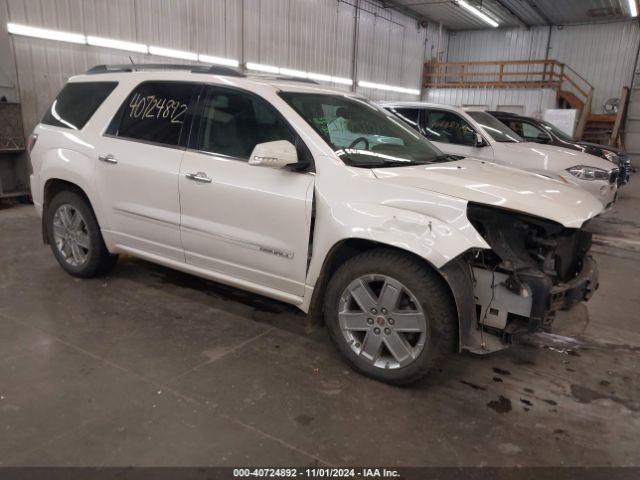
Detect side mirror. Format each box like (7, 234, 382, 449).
(249, 140, 298, 168)
(474, 133, 486, 148)
(536, 134, 551, 144)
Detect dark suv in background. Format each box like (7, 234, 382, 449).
(488, 111, 631, 185)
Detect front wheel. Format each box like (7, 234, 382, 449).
(323, 249, 457, 385)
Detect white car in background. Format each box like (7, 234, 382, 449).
(381, 102, 619, 208)
(30, 65, 604, 384)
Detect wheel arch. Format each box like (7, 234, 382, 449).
(42, 179, 97, 244)
(307, 238, 471, 350)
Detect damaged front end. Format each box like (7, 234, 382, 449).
(452, 203, 599, 353)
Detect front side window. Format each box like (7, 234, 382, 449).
(194, 87, 295, 159)
(520, 121, 550, 142)
(112, 82, 199, 147)
(467, 111, 521, 143)
(280, 93, 441, 168)
(42, 81, 118, 130)
(540, 120, 574, 142)
(423, 110, 477, 146)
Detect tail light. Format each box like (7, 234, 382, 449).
(27, 133, 38, 153)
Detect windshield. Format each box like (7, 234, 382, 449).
(467, 111, 522, 143)
(279, 93, 443, 167)
(540, 120, 575, 142)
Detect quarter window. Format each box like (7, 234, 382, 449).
(423, 110, 477, 146)
(194, 88, 296, 159)
(111, 82, 199, 147)
(42, 81, 118, 130)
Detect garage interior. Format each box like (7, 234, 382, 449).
(1, 0, 640, 470)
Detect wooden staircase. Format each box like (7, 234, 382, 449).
(582, 114, 617, 144)
(558, 90, 585, 110)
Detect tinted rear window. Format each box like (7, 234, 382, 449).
(42, 82, 118, 130)
(110, 81, 199, 147)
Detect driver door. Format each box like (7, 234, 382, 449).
(178, 86, 314, 297)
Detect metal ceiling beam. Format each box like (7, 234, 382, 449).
(523, 0, 553, 25)
(491, 0, 530, 27)
(380, 1, 445, 24)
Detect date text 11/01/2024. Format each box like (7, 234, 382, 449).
(232, 468, 401, 478)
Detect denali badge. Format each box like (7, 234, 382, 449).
(259, 246, 294, 259)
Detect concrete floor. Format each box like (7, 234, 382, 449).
(0, 181, 639, 467)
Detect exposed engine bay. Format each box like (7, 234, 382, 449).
(464, 203, 599, 344)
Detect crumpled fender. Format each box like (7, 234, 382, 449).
(303, 195, 490, 352)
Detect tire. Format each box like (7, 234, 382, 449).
(323, 248, 457, 385)
(46, 190, 117, 278)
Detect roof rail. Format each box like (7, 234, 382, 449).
(86, 64, 245, 77)
(247, 72, 320, 85)
(274, 76, 319, 85)
(191, 65, 245, 77)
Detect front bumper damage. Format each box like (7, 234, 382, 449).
(442, 203, 599, 354)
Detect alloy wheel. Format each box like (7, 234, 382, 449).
(338, 274, 427, 369)
(52, 204, 90, 267)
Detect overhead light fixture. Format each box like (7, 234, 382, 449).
(87, 36, 147, 53)
(307, 72, 333, 82)
(358, 81, 420, 96)
(7, 22, 351, 85)
(246, 62, 280, 74)
(629, 0, 638, 17)
(279, 67, 308, 78)
(198, 54, 239, 67)
(148, 46, 198, 61)
(7, 23, 86, 44)
(457, 0, 499, 27)
(246, 63, 353, 85)
(331, 76, 354, 85)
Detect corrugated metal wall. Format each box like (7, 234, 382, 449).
(3, 0, 437, 134)
(549, 21, 640, 114)
(424, 88, 557, 117)
(440, 20, 640, 115)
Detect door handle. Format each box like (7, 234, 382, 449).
(98, 154, 118, 164)
(185, 171, 212, 183)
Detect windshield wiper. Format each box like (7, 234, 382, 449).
(350, 159, 429, 168)
(431, 154, 464, 163)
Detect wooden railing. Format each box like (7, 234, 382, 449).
(423, 59, 595, 138)
(423, 59, 593, 106)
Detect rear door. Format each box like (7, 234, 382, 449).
(95, 81, 200, 261)
(421, 109, 494, 161)
(178, 86, 314, 297)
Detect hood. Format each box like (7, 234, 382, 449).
(372, 159, 604, 228)
(577, 141, 624, 156)
(513, 142, 616, 171)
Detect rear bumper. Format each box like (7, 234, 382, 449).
(549, 256, 599, 312)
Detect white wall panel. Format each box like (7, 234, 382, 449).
(3, 0, 432, 134)
(444, 20, 640, 114)
(424, 88, 557, 118)
(549, 21, 640, 114)
(447, 27, 548, 62)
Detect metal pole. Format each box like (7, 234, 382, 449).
(351, 0, 360, 92)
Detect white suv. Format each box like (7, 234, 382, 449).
(29, 65, 604, 384)
(382, 102, 619, 208)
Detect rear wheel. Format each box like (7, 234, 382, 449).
(47, 190, 117, 278)
(324, 249, 456, 384)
